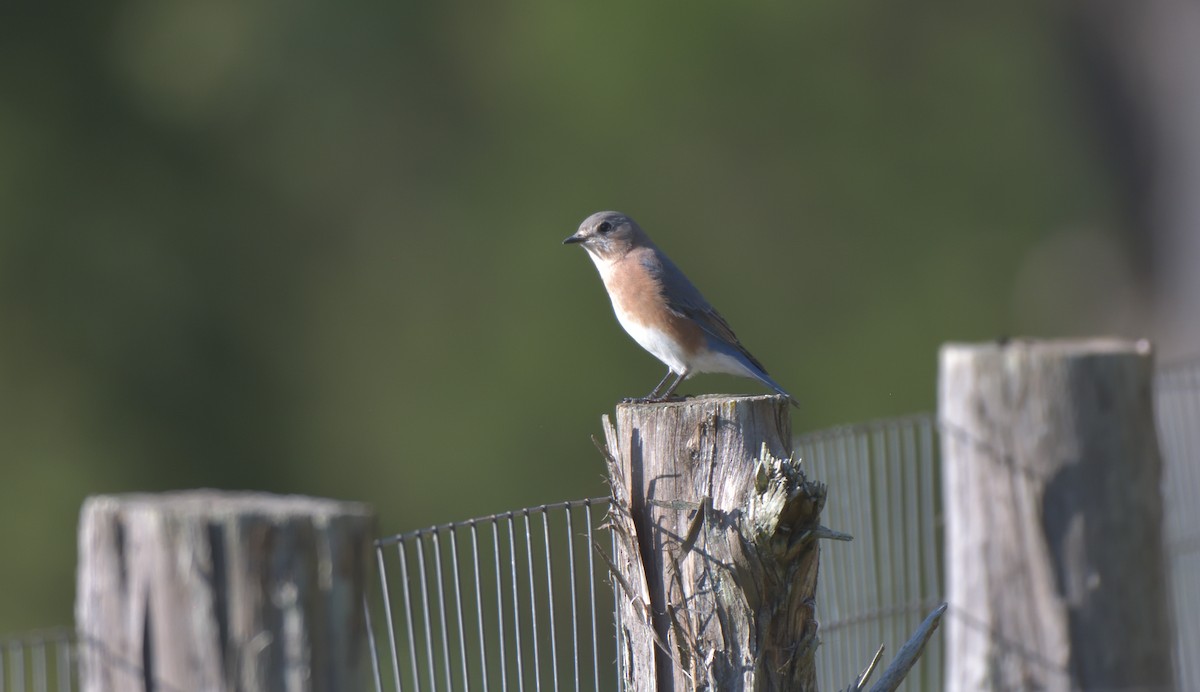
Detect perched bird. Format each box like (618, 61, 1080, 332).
(564, 211, 799, 407)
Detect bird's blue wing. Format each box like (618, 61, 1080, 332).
(643, 249, 800, 407)
(643, 251, 769, 374)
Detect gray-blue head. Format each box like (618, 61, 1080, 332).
(563, 211, 651, 262)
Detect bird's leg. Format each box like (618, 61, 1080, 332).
(657, 369, 689, 400)
(646, 368, 675, 400)
(623, 368, 685, 404)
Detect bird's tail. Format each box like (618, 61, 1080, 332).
(754, 369, 801, 409)
(712, 341, 800, 408)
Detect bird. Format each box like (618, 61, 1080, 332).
(563, 210, 799, 407)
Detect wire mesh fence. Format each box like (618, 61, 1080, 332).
(0, 629, 76, 692)
(361, 416, 948, 692)
(364, 362, 1200, 690)
(1156, 359, 1200, 689)
(800, 414, 943, 692)
(367, 498, 619, 692)
(3, 359, 1199, 691)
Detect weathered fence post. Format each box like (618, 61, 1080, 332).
(939, 339, 1174, 691)
(600, 394, 823, 691)
(75, 490, 376, 692)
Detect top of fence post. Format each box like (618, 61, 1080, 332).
(599, 393, 823, 691)
(75, 490, 377, 692)
(939, 338, 1174, 691)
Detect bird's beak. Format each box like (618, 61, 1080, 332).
(563, 233, 585, 245)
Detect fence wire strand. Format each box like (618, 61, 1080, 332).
(368, 499, 618, 692)
(801, 414, 945, 692)
(0, 631, 74, 692)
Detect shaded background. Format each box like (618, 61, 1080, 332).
(2, 1, 1197, 633)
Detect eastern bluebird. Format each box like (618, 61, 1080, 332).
(564, 211, 799, 407)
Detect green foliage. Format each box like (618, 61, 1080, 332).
(0, 0, 1119, 632)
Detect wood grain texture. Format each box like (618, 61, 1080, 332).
(939, 339, 1173, 691)
(75, 491, 376, 692)
(601, 394, 823, 691)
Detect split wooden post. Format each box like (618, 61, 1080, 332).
(939, 339, 1174, 691)
(600, 394, 826, 691)
(75, 491, 376, 692)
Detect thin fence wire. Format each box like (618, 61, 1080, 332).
(1156, 359, 1200, 690)
(800, 414, 943, 692)
(368, 498, 619, 692)
(0, 629, 75, 692)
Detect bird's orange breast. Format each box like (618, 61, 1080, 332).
(604, 255, 707, 356)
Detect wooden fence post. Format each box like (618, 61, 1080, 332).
(75, 491, 376, 692)
(939, 339, 1174, 691)
(600, 394, 824, 691)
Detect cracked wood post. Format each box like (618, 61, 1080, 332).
(75, 491, 376, 692)
(601, 394, 825, 691)
(940, 339, 1174, 691)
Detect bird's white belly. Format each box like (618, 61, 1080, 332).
(612, 310, 691, 375)
(690, 348, 757, 378)
(613, 312, 755, 379)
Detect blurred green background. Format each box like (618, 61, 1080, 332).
(0, 1, 1167, 633)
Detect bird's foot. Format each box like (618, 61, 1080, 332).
(621, 395, 687, 405)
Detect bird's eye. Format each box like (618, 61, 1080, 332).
(597, 221, 613, 234)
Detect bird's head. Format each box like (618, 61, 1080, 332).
(563, 211, 646, 261)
